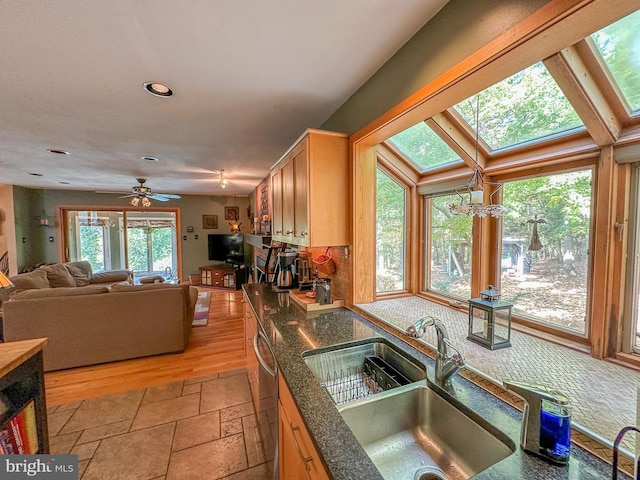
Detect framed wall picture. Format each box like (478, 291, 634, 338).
(225, 206, 240, 221)
(202, 215, 218, 229)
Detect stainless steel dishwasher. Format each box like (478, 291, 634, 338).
(253, 326, 278, 478)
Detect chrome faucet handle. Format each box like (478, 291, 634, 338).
(443, 338, 465, 366)
(405, 316, 436, 338)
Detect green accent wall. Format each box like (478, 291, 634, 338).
(11, 188, 250, 278)
(321, 0, 550, 135)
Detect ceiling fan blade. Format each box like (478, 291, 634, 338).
(95, 190, 130, 194)
(119, 194, 137, 198)
(149, 195, 170, 201)
(153, 193, 181, 199)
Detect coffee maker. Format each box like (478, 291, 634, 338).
(274, 251, 298, 289)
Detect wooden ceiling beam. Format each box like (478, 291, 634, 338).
(426, 111, 490, 170)
(544, 43, 622, 145)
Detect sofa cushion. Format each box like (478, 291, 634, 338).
(9, 269, 50, 290)
(64, 261, 93, 287)
(10, 285, 109, 300)
(110, 282, 181, 293)
(42, 263, 76, 288)
(91, 269, 131, 284)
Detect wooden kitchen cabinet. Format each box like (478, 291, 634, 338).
(278, 376, 329, 480)
(270, 129, 348, 247)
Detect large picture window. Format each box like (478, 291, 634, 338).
(500, 170, 593, 334)
(376, 168, 406, 293)
(425, 193, 473, 299)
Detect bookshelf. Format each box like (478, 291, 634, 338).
(0, 339, 49, 454)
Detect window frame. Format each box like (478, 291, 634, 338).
(375, 157, 414, 298)
(422, 193, 475, 302)
(495, 165, 596, 341)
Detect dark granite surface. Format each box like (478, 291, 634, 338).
(243, 283, 625, 480)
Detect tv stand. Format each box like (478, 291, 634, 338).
(199, 265, 248, 290)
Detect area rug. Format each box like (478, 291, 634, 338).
(192, 291, 211, 326)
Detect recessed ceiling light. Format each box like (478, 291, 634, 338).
(48, 149, 70, 155)
(143, 82, 173, 97)
(29, 173, 43, 176)
(142, 156, 159, 162)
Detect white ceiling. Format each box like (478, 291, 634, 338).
(0, 0, 448, 197)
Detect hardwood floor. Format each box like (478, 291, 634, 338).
(44, 287, 247, 406)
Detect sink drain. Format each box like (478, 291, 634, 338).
(414, 466, 449, 480)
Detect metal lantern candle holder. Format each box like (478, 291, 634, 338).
(467, 285, 513, 350)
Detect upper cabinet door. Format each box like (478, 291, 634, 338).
(281, 160, 294, 241)
(270, 129, 348, 247)
(270, 167, 283, 238)
(292, 140, 309, 246)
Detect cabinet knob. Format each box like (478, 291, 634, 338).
(286, 230, 293, 235)
(300, 231, 307, 237)
(275, 230, 282, 234)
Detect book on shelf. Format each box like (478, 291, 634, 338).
(0, 399, 39, 454)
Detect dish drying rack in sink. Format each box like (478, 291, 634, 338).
(322, 355, 413, 404)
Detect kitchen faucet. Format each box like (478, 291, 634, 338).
(406, 316, 465, 389)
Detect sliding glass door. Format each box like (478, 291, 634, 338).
(64, 209, 178, 280)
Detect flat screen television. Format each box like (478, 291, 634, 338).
(208, 234, 244, 264)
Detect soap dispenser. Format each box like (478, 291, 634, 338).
(504, 380, 571, 465)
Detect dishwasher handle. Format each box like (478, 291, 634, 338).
(254, 331, 277, 378)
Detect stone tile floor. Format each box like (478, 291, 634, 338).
(47, 369, 272, 480)
(357, 296, 640, 454)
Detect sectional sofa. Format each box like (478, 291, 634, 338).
(2, 262, 197, 371)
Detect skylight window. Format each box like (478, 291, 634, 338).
(388, 122, 461, 172)
(591, 9, 640, 114)
(454, 62, 584, 150)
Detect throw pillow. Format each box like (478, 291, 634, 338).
(90, 269, 132, 284)
(64, 262, 91, 287)
(42, 263, 76, 288)
(10, 285, 109, 300)
(9, 269, 50, 290)
(64, 261, 92, 287)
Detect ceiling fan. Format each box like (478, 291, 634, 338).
(103, 178, 181, 207)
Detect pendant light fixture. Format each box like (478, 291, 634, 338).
(219, 170, 227, 189)
(449, 95, 506, 218)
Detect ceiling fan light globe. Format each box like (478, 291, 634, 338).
(130, 197, 140, 207)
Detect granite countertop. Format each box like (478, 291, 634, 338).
(243, 283, 624, 480)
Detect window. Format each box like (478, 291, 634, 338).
(126, 212, 177, 275)
(454, 62, 584, 150)
(376, 168, 406, 293)
(500, 170, 593, 334)
(591, 9, 640, 114)
(624, 165, 640, 354)
(388, 122, 462, 172)
(64, 209, 178, 279)
(425, 193, 473, 299)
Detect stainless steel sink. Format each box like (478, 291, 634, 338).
(338, 383, 515, 480)
(302, 338, 426, 405)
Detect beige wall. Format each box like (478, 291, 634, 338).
(11, 187, 250, 278)
(321, 0, 550, 135)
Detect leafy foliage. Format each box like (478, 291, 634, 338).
(389, 122, 461, 171)
(592, 9, 640, 113)
(454, 62, 583, 150)
(376, 169, 405, 292)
